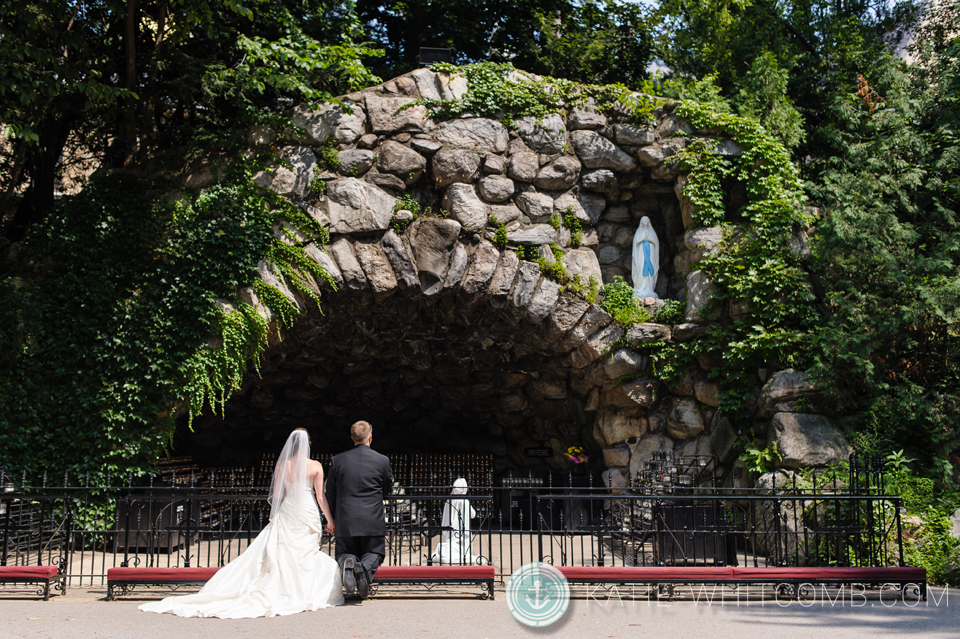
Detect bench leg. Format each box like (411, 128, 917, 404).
(43, 581, 50, 601)
(107, 584, 115, 601)
(488, 580, 495, 600)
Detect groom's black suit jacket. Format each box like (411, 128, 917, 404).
(325, 444, 394, 538)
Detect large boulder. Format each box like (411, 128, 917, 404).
(572, 323, 625, 367)
(478, 175, 516, 202)
(527, 278, 561, 322)
(488, 203, 522, 226)
(506, 225, 558, 245)
(758, 369, 819, 418)
(604, 348, 646, 380)
(581, 169, 618, 194)
(516, 114, 567, 154)
(684, 270, 717, 322)
(353, 242, 398, 294)
(511, 261, 541, 308)
(435, 118, 509, 153)
(569, 106, 607, 130)
(666, 398, 705, 440)
(488, 250, 521, 300)
(320, 178, 396, 234)
(614, 124, 656, 146)
(364, 95, 430, 134)
(683, 227, 724, 262)
(460, 240, 500, 295)
(507, 152, 540, 183)
(337, 149, 375, 176)
(407, 68, 440, 100)
(442, 184, 488, 232)
(768, 413, 851, 469)
(516, 191, 555, 222)
(407, 218, 462, 294)
(328, 239, 366, 290)
(570, 130, 637, 171)
(694, 377, 720, 407)
(292, 102, 365, 145)
(636, 139, 686, 167)
(576, 192, 605, 225)
(254, 146, 317, 198)
(380, 229, 419, 290)
(376, 140, 426, 183)
(535, 156, 581, 191)
(603, 378, 660, 409)
(432, 148, 481, 187)
(594, 409, 646, 447)
(553, 192, 589, 226)
(564, 248, 602, 285)
(625, 323, 671, 345)
(548, 296, 590, 336)
(563, 304, 613, 348)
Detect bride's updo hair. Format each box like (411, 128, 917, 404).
(350, 420, 372, 443)
(293, 427, 311, 446)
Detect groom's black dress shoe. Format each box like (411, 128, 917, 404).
(341, 557, 357, 596)
(356, 569, 370, 599)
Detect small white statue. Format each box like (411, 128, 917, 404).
(631, 216, 659, 299)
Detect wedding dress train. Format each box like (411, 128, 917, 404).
(139, 480, 343, 618)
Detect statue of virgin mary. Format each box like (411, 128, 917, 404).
(631, 216, 659, 299)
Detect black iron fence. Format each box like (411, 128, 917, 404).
(1, 462, 907, 589)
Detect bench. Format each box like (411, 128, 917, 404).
(107, 565, 497, 600)
(556, 566, 927, 600)
(373, 565, 496, 599)
(0, 565, 65, 600)
(107, 566, 220, 600)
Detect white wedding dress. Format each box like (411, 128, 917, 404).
(139, 480, 343, 618)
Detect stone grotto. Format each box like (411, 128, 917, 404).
(174, 67, 851, 490)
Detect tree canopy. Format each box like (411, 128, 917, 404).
(1, 0, 959, 486)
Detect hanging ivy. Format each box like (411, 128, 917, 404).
(646, 103, 819, 417)
(0, 160, 333, 481)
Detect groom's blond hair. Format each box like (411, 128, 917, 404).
(350, 420, 372, 443)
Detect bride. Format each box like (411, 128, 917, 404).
(140, 428, 343, 618)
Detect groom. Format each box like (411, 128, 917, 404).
(325, 420, 394, 600)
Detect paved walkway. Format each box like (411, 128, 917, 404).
(1, 586, 957, 639)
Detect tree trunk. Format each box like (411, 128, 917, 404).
(122, 0, 138, 165)
(3, 114, 74, 243)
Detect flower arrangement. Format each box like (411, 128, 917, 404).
(564, 446, 588, 464)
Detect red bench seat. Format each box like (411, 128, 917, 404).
(106, 565, 497, 600)
(0, 565, 63, 600)
(106, 566, 221, 600)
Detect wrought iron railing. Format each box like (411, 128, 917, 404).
(0, 462, 906, 589)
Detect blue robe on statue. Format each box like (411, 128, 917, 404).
(641, 241, 655, 276)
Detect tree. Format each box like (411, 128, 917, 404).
(808, 2, 960, 477)
(0, 1, 380, 245)
(354, 0, 654, 86)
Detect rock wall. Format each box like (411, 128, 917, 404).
(182, 68, 849, 482)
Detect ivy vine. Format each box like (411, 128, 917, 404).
(0, 160, 333, 480)
(643, 102, 819, 417)
(408, 62, 660, 126)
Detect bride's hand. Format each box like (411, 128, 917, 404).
(324, 521, 335, 534)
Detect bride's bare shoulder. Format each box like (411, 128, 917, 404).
(308, 459, 324, 477)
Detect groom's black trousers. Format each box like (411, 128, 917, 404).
(335, 536, 384, 581)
